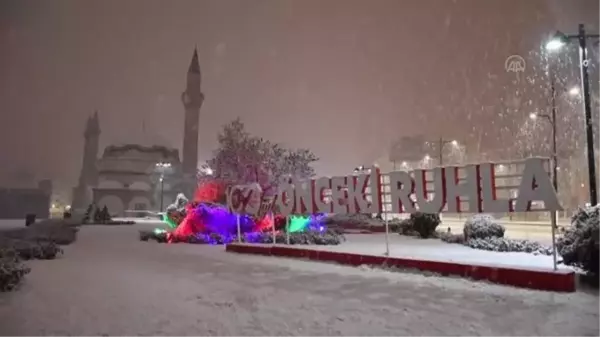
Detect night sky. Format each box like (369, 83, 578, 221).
(0, 0, 597, 199)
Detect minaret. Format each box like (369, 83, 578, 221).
(181, 48, 204, 176)
(73, 111, 100, 209)
(81, 111, 100, 185)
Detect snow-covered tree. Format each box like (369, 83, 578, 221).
(207, 118, 318, 195)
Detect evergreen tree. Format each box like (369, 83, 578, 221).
(93, 205, 101, 223)
(83, 204, 94, 223)
(101, 205, 111, 222)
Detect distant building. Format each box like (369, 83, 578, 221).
(72, 48, 204, 215)
(0, 183, 51, 219)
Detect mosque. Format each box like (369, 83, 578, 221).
(71, 49, 204, 215)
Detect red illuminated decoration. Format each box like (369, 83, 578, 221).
(164, 168, 279, 243)
(194, 179, 226, 204)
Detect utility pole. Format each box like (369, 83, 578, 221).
(578, 24, 598, 206)
(550, 70, 558, 271)
(550, 76, 558, 201)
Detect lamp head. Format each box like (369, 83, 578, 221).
(545, 31, 569, 52)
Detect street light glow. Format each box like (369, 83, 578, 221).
(546, 38, 566, 51)
(529, 112, 538, 120)
(568, 86, 580, 96)
(155, 162, 171, 168)
(450, 140, 458, 146)
(546, 31, 570, 52)
(423, 154, 430, 161)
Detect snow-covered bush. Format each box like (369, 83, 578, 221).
(439, 232, 465, 244)
(391, 218, 417, 236)
(0, 249, 30, 292)
(556, 205, 599, 277)
(0, 219, 74, 293)
(0, 236, 64, 292)
(0, 238, 63, 260)
(323, 213, 382, 227)
(465, 237, 552, 255)
(242, 231, 344, 245)
(410, 212, 440, 238)
(139, 230, 168, 243)
(1, 220, 79, 246)
(439, 214, 551, 256)
(463, 214, 505, 239)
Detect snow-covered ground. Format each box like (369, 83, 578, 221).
(0, 219, 567, 270)
(300, 234, 570, 271)
(110, 218, 563, 270)
(0, 224, 597, 336)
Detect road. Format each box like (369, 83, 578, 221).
(0, 222, 597, 336)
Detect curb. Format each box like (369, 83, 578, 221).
(225, 244, 576, 292)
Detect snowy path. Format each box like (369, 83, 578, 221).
(0, 224, 597, 336)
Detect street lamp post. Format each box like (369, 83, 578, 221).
(159, 176, 164, 211)
(546, 24, 599, 206)
(155, 162, 172, 212)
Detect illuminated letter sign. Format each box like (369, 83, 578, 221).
(227, 158, 562, 216)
